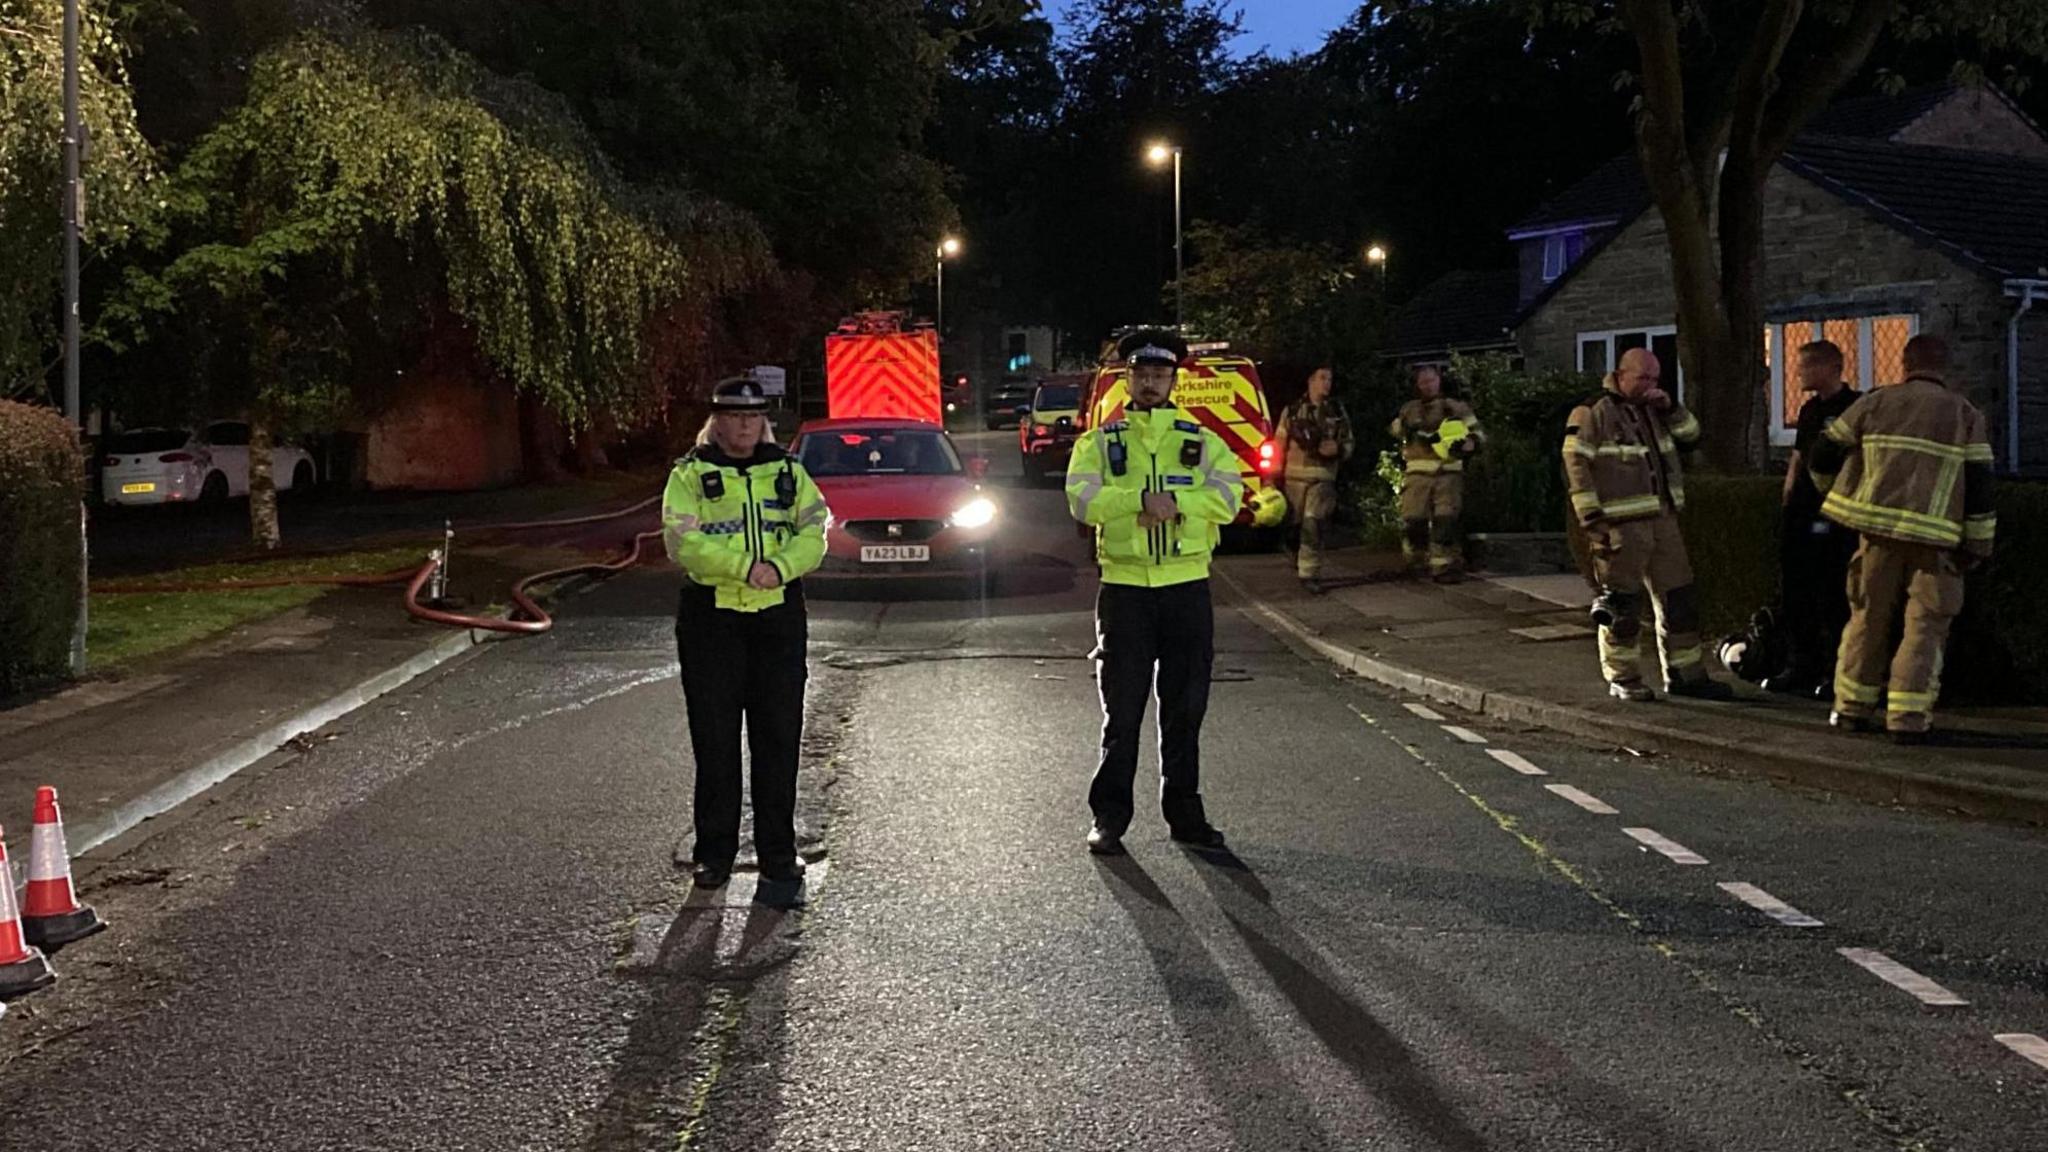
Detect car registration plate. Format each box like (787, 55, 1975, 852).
(121, 482, 157, 495)
(860, 545, 930, 563)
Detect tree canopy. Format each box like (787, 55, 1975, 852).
(0, 0, 158, 398)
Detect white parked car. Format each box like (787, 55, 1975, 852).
(100, 422, 317, 507)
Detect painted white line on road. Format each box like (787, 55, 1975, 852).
(1623, 827, 1707, 865)
(1718, 882, 1824, 927)
(1485, 749, 1547, 776)
(1404, 702, 1446, 721)
(1837, 948, 1968, 1006)
(1544, 784, 1618, 815)
(1995, 1033, 2048, 1072)
(1441, 725, 1488, 745)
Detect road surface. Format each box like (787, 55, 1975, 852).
(3, 430, 2043, 1150)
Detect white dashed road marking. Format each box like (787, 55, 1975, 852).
(1404, 702, 1446, 721)
(1623, 827, 1707, 865)
(1995, 1033, 2048, 1072)
(1837, 948, 1968, 1006)
(1718, 882, 1824, 927)
(1544, 784, 1618, 815)
(1485, 749, 1548, 776)
(1441, 725, 1488, 744)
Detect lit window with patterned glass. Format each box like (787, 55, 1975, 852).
(1870, 316, 1912, 385)
(1769, 313, 1916, 433)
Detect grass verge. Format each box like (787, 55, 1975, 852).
(87, 544, 432, 670)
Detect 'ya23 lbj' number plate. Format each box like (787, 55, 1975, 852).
(860, 545, 930, 563)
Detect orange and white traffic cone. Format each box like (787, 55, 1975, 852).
(23, 787, 105, 950)
(0, 827, 56, 997)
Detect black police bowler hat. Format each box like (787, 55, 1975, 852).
(710, 376, 770, 411)
(1116, 328, 1188, 368)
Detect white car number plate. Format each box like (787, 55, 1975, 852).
(121, 482, 156, 495)
(860, 545, 930, 563)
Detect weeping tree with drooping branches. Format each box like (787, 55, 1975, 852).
(130, 26, 732, 548)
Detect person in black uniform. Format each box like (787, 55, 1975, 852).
(1769, 340, 1861, 696)
(661, 378, 830, 893)
(1064, 330, 1243, 856)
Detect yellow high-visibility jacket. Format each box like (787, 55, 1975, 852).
(1390, 397, 1483, 475)
(1808, 372, 1996, 557)
(661, 444, 829, 612)
(1065, 406, 1243, 587)
(1562, 388, 1700, 525)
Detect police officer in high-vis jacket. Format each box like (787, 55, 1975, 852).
(1065, 330, 1242, 856)
(662, 377, 829, 893)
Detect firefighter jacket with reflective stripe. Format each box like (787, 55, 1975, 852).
(1807, 373, 1996, 556)
(1276, 398, 1356, 482)
(1562, 390, 1700, 526)
(1390, 398, 1483, 475)
(1065, 406, 1244, 588)
(662, 444, 830, 612)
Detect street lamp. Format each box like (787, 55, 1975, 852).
(935, 236, 962, 340)
(1146, 141, 1184, 329)
(1365, 242, 1388, 289)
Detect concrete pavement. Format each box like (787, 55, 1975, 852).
(1214, 548, 2048, 826)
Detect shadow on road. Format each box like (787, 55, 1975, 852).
(1094, 853, 1339, 1149)
(1195, 851, 1717, 1152)
(584, 899, 794, 1151)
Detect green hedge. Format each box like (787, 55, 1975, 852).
(0, 401, 85, 695)
(1674, 473, 2048, 705)
(1676, 476, 1785, 639)
(1342, 354, 1593, 540)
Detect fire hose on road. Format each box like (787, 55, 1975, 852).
(91, 493, 666, 636)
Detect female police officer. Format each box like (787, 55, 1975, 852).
(661, 377, 829, 891)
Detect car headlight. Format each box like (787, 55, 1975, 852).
(948, 496, 997, 529)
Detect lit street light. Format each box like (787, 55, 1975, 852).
(936, 236, 962, 341)
(1366, 242, 1389, 295)
(1146, 141, 1184, 329)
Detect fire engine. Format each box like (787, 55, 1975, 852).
(824, 312, 943, 425)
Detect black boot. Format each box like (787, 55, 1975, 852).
(1086, 825, 1127, 856)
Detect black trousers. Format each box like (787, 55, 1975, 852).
(1780, 515, 1858, 679)
(675, 582, 807, 871)
(1090, 579, 1215, 834)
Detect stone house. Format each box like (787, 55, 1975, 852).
(1402, 85, 2048, 472)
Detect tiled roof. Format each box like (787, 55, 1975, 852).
(1387, 269, 1522, 357)
(1781, 134, 2048, 279)
(1804, 83, 1958, 138)
(1506, 154, 1646, 236)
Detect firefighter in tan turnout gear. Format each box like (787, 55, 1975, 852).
(1275, 365, 1355, 594)
(1808, 335, 1995, 743)
(1390, 365, 1482, 581)
(1562, 348, 1734, 703)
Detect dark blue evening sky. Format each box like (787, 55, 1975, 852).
(1042, 1, 1358, 58)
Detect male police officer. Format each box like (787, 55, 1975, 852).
(1066, 329, 1242, 855)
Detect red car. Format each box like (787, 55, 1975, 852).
(789, 418, 1001, 585)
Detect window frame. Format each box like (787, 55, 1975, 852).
(1765, 313, 1920, 447)
(1574, 325, 1684, 402)
(1541, 235, 1568, 282)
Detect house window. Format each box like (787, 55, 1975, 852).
(1542, 236, 1568, 282)
(1766, 313, 1918, 445)
(1576, 326, 1684, 401)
